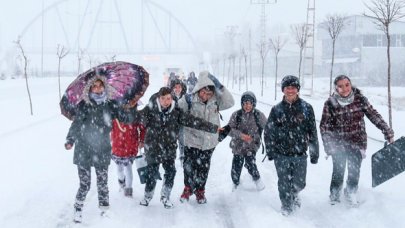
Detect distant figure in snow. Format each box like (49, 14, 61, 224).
(320, 75, 394, 206)
(186, 71, 198, 93)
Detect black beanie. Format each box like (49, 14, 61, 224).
(281, 75, 300, 92)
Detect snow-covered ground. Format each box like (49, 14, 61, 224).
(1, 74, 404, 228)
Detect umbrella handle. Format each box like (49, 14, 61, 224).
(115, 119, 127, 133)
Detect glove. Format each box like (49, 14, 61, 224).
(310, 156, 318, 164)
(65, 143, 73, 150)
(360, 149, 366, 159)
(207, 73, 224, 90)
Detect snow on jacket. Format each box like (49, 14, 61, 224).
(228, 109, 267, 155)
(264, 96, 319, 160)
(111, 120, 145, 158)
(177, 71, 235, 151)
(140, 93, 219, 164)
(319, 87, 394, 155)
(66, 76, 139, 168)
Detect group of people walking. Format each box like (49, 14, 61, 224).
(64, 71, 394, 222)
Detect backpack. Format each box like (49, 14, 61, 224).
(218, 109, 263, 145)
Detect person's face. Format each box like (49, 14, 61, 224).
(159, 93, 173, 109)
(173, 84, 182, 96)
(198, 88, 214, 103)
(283, 86, 298, 103)
(335, 78, 352, 97)
(242, 101, 253, 113)
(91, 80, 105, 94)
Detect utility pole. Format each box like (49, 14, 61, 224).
(250, 0, 277, 44)
(302, 0, 316, 94)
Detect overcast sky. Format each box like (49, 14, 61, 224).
(0, 0, 369, 52)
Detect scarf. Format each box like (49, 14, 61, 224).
(333, 90, 354, 107)
(89, 92, 107, 105)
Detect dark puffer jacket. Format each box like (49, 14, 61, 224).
(320, 87, 394, 154)
(264, 97, 319, 160)
(140, 94, 218, 165)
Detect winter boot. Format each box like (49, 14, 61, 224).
(124, 187, 133, 198)
(140, 191, 154, 206)
(180, 186, 193, 203)
(118, 178, 126, 190)
(195, 189, 207, 204)
(281, 205, 293, 216)
(73, 208, 82, 223)
(292, 194, 301, 209)
(254, 178, 265, 191)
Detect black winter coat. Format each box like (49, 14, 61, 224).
(140, 95, 218, 164)
(66, 100, 138, 168)
(264, 97, 319, 160)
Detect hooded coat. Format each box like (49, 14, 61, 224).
(177, 71, 235, 151)
(140, 93, 219, 164)
(66, 76, 138, 168)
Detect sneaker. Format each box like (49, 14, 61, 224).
(344, 188, 359, 207)
(195, 189, 207, 204)
(124, 188, 133, 197)
(329, 193, 341, 205)
(140, 196, 152, 206)
(160, 196, 174, 209)
(118, 178, 126, 190)
(254, 178, 265, 191)
(180, 186, 193, 203)
(73, 208, 82, 223)
(99, 202, 110, 216)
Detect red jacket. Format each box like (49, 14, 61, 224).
(111, 119, 145, 158)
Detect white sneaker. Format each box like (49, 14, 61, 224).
(160, 196, 174, 209)
(73, 209, 82, 223)
(254, 179, 265, 191)
(140, 197, 152, 206)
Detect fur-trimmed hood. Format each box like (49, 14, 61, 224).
(82, 75, 116, 104)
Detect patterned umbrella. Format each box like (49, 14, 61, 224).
(60, 61, 149, 120)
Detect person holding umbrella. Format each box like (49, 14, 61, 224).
(64, 74, 140, 223)
(320, 75, 394, 206)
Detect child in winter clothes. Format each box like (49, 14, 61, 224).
(65, 75, 139, 223)
(227, 91, 267, 191)
(138, 87, 220, 209)
(320, 75, 394, 206)
(170, 79, 187, 165)
(111, 99, 145, 198)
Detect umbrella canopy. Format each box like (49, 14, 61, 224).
(60, 61, 149, 120)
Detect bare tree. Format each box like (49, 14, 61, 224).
(15, 37, 33, 115)
(320, 14, 348, 95)
(56, 44, 69, 100)
(270, 36, 288, 100)
(77, 49, 85, 74)
(241, 47, 249, 91)
(364, 0, 405, 128)
(291, 23, 308, 82)
(257, 40, 271, 96)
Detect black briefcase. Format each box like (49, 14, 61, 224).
(372, 136, 405, 187)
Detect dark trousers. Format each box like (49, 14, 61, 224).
(274, 155, 307, 210)
(183, 146, 215, 191)
(144, 159, 176, 194)
(231, 152, 260, 185)
(330, 150, 362, 196)
(74, 165, 109, 210)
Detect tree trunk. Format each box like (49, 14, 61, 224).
(222, 57, 226, 83)
(387, 33, 392, 128)
(238, 55, 242, 91)
(244, 55, 248, 91)
(58, 58, 62, 100)
(275, 55, 278, 100)
(329, 40, 336, 95)
(227, 58, 231, 88)
(23, 57, 33, 115)
(298, 48, 303, 83)
(261, 58, 265, 96)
